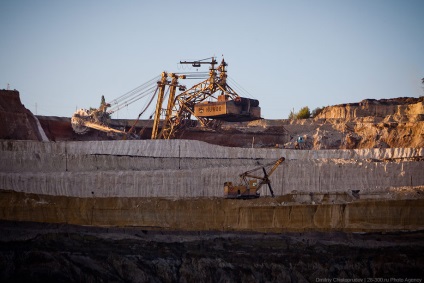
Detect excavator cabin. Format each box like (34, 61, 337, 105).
(194, 95, 261, 122)
(224, 180, 261, 199)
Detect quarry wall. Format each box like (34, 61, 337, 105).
(1, 190, 423, 232)
(0, 140, 423, 198)
(316, 100, 423, 120)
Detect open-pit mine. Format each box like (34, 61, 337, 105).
(0, 60, 423, 281)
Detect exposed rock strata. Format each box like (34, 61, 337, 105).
(1, 140, 423, 198)
(316, 97, 424, 121)
(1, 190, 423, 232)
(1, 222, 423, 282)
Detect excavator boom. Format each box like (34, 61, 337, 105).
(152, 57, 261, 139)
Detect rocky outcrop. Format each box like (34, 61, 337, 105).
(0, 90, 47, 141)
(316, 97, 424, 121)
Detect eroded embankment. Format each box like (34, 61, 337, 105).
(1, 190, 423, 232)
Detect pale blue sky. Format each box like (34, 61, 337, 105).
(1, 0, 423, 119)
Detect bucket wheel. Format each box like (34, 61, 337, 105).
(71, 109, 91, 135)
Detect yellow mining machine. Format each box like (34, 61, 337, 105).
(151, 57, 261, 139)
(71, 97, 128, 136)
(224, 157, 285, 199)
(71, 57, 261, 139)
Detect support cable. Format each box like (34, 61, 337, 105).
(108, 75, 161, 106)
(227, 76, 256, 99)
(108, 85, 158, 114)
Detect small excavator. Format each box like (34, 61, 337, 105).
(224, 157, 285, 199)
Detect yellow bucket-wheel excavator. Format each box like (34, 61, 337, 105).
(224, 157, 285, 199)
(71, 57, 261, 139)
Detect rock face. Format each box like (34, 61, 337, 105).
(1, 190, 424, 232)
(1, 139, 423, 232)
(0, 222, 423, 282)
(316, 97, 424, 121)
(298, 97, 424, 149)
(1, 140, 423, 198)
(0, 89, 47, 141)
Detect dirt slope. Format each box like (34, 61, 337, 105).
(0, 90, 45, 141)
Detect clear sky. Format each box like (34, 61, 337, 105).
(1, 0, 423, 119)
